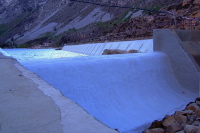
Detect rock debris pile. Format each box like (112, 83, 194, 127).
(143, 98, 200, 133)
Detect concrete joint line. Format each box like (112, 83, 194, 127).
(138, 43, 144, 51)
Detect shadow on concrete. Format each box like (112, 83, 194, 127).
(154, 29, 200, 94)
(175, 30, 200, 69)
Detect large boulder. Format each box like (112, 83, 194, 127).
(184, 125, 199, 133)
(102, 49, 138, 55)
(102, 49, 127, 55)
(162, 115, 176, 127)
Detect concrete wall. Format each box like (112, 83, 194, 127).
(174, 30, 200, 42)
(62, 39, 153, 55)
(153, 29, 200, 93)
(175, 29, 200, 68)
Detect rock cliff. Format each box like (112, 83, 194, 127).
(0, 0, 186, 47)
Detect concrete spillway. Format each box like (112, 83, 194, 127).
(1, 29, 199, 133)
(16, 52, 196, 133)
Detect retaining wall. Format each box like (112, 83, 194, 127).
(153, 29, 200, 93)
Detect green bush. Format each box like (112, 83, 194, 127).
(67, 27, 77, 33)
(18, 43, 29, 48)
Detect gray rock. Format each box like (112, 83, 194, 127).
(187, 115, 198, 124)
(184, 125, 199, 133)
(191, 120, 200, 126)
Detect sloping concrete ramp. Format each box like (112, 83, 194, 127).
(21, 52, 196, 133)
(62, 39, 153, 55)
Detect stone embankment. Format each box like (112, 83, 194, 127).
(143, 98, 200, 133)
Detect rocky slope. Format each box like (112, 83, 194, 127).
(0, 0, 185, 47)
(77, 0, 200, 43)
(143, 98, 200, 133)
(55, 0, 200, 46)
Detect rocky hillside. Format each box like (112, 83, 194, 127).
(0, 0, 194, 48)
(144, 98, 200, 133)
(95, 0, 200, 42)
(53, 0, 200, 46)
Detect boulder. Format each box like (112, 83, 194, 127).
(175, 110, 194, 115)
(143, 128, 164, 133)
(174, 114, 187, 124)
(102, 49, 139, 55)
(149, 120, 163, 129)
(127, 49, 139, 53)
(181, 123, 187, 128)
(192, 120, 200, 126)
(187, 115, 198, 124)
(102, 49, 127, 55)
(166, 123, 182, 133)
(184, 125, 199, 133)
(186, 103, 199, 112)
(195, 109, 200, 117)
(176, 130, 185, 133)
(162, 115, 176, 127)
